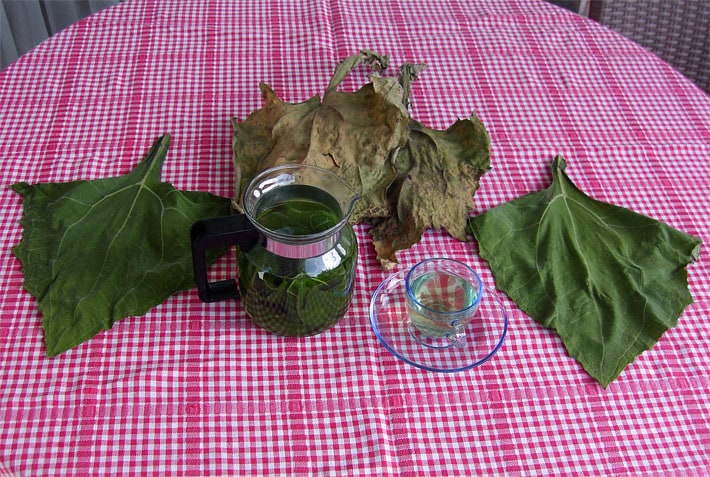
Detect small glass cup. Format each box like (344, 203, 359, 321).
(405, 258, 483, 349)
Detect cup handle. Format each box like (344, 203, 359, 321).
(190, 214, 259, 302)
(447, 321, 467, 349)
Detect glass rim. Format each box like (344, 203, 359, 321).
(243, 163, 359, 245)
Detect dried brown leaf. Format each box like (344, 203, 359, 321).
(231, 50, 490, 266)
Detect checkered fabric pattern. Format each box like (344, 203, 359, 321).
(1, 0, 709, 475)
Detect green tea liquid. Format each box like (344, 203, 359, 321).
(407, 271, 478, 338)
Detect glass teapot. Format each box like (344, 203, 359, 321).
(191, 164, 360, 336)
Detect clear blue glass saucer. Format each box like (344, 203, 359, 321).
(369, 270, 508, 373)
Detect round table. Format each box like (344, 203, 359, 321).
(1, 0, 709, 475)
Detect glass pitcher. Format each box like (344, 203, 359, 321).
(191, 164, 360, 336)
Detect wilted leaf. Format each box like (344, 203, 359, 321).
(468, 156, 701, 386)
(232, 50, 490, 265)
(233, 52, 409, 221)
(303, 74, 410, 221)
(13, 135, 233, 356)
(371, 117, 490, 265)
(231, 84, 321, 208)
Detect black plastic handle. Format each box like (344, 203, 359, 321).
(190, 214, 259, 303)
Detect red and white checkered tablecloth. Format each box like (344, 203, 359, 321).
(1, 0, 709, 475)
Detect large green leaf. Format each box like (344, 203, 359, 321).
(468, 156, 701, 387)
(13, 135, 233, 356)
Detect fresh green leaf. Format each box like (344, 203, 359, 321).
(12, 135, 233, 356)
(468, 156, 701, 387)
